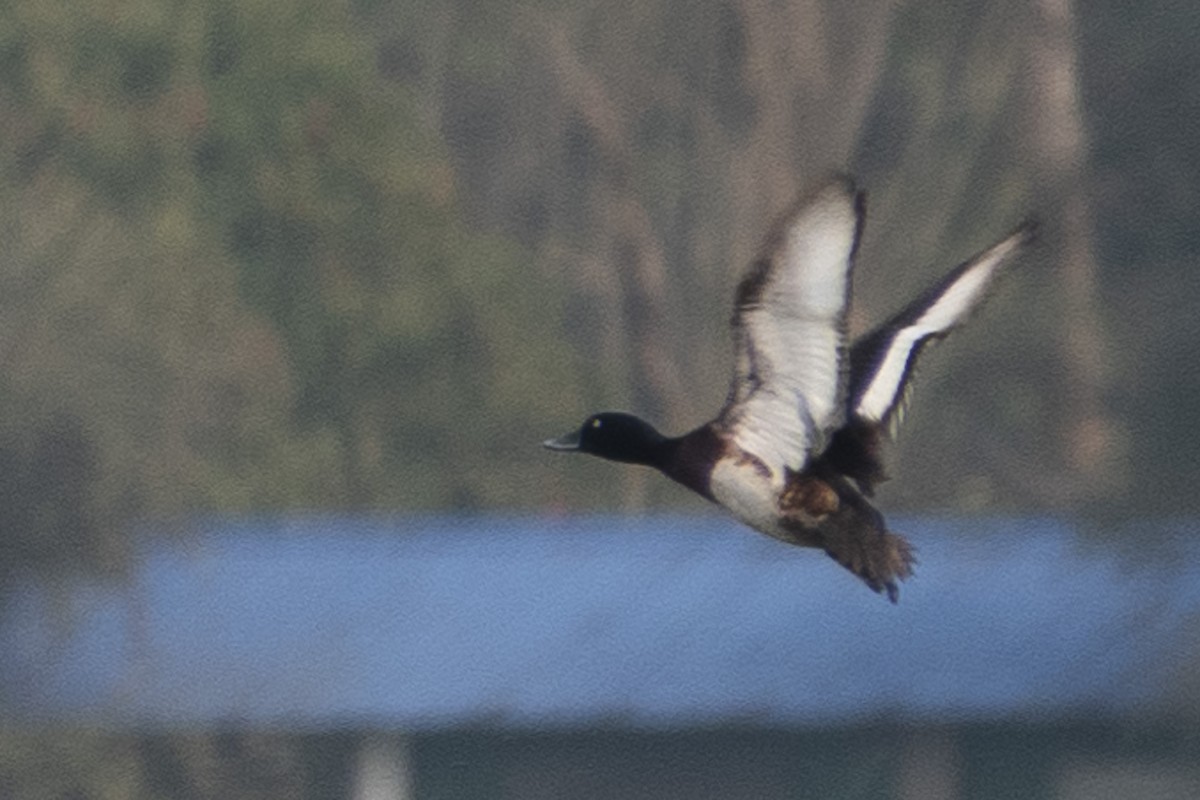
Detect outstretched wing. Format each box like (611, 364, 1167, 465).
(848, 221, 1037, 432)
(720, 176, 865, 475)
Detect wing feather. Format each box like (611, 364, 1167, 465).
(849, 222, 1036, 429)
(721, 176, 865, 475)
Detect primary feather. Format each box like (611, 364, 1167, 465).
(848, 223, 1035, 430)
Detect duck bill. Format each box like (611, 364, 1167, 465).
(542, 428, 582, 451)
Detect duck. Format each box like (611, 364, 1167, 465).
(544, 175, 1035, 602)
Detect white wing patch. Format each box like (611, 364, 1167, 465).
(723, 177, 863, 478)
(852, 226, 1033, 425)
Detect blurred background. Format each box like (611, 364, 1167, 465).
(2, 0, 1200, 797)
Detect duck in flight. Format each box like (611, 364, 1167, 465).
(545, 176, 1034, 602)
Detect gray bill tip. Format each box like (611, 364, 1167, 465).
(542, 429, 582, 451)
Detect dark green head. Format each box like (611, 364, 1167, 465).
(543, 412, 668, 466)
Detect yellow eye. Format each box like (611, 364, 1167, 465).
(591, 418, 602, 429)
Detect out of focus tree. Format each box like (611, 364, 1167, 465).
(0, 729, 147, 799)
(1079, 1, 1200, 518)
(437, 0, 1062, 512)
(0, 0, 1196, 579)
(0, 728, 343, 800)
(0, 0, 576, 590)
(4, 0, 1200, 796)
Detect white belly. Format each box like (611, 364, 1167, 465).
(709, 460, 789, 542)
(708, 460, 824, 549)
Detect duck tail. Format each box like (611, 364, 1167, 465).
(825, 528, 916, 603)
(878, 531, 917, 603)
(816, 478, 917, 602)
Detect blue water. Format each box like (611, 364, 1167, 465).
(2, 514, 1198, 731)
